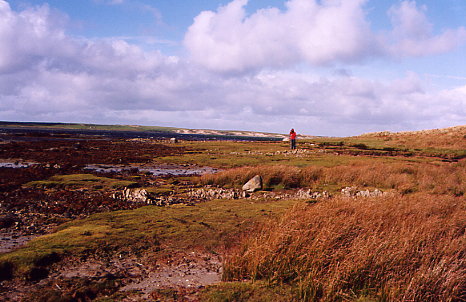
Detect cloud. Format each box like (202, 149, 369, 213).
(0, 0, 465, 136)
(0, 1, 70, 73)
(184, 0, 466, 73)
(184, 0, 376, 73)
(93, 0, 125, 5)
(386, 1, 466, 57)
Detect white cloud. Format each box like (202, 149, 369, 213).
(0, 1, 69, 73)
(184, 0, 376, 73)
(0, 0, 465, 136)
(386, 1, 466, 57)
(184, 0, 466, 73)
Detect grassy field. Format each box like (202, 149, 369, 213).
(0, 125, 464, 301)
(24, 174, 138, 190)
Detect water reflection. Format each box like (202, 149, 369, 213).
(84, 164, 218, 176)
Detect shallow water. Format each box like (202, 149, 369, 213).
(0, 161, 37, 168)
(0, 231, 38, 254)
(84, 164, 218, 176)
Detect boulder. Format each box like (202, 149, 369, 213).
(0, 214, 18, 229)
(242, 175, 263, 192)
(123, 188, 150, 203)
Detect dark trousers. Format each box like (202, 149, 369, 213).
(290, 139, 296, 150)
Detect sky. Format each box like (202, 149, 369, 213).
(1, 0, 465, 136)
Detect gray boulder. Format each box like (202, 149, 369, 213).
(122, 188, 150, 203)
(242, 175, 263, 192)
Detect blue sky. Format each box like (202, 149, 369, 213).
(1, 0, 466, 136)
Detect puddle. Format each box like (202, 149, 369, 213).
(84, 164, 218, 176)
(0, 161, 37, 168)
(0, 232, 38, 254)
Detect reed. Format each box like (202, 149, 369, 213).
(223, 194, 465, 301)
(200, 161, 465, 196)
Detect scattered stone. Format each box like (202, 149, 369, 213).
(189, 188, 246, 200)
(113, 188, 190, 206)
(116, 188, 151, 203)
(242, 175, 262, 192)
(341, 186, 386, 198)
(295, 189, 330, 199)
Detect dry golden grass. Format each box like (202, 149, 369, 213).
(360, 125, 466, 150)
(223, 194, 465, 301)
(200, 160, 465, 196)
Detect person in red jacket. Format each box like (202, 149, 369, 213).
(289, 128, 297, 150)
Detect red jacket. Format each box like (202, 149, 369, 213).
(290, 132, 297, 140)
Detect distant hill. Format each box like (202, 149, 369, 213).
(359, 125, 466, 150)
(0, 121, 315, 140)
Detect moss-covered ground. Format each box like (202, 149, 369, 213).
(0, 198, 296, 279)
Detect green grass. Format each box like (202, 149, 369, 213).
(200, 281, 296, 302)
(157, 140, 438, 169)
(200, 281, 380, 302)
(0, 198, 297, 278)
(24, 174, 137, 189)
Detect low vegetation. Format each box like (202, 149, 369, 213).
(200, 161, 465, 196)
(359, 125, 466, 150)
(222, 194, 465, 301)
(24, 174, 138, 190)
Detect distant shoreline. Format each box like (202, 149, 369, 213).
(0, 125, 283, 142)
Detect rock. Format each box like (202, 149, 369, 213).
(242, 175, 262, 192)
(0, 262, 13, 281)
(189, 188, 246, 200)
(356, 190, 371, 197)
(123, 188, 150, 203)
(113, 188, 186, 206)
(341, 186, 358, 197)
(342, 186, 386, 198)
(295, 189, 330, 199)
(0, 214, 18, 229)
(27, 267, 49, 281)
(169, 138, 178, 143)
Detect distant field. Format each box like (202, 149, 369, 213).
(0, 121, 288, 140)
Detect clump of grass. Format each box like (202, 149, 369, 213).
(223, 194, 466, 301)
(200, 161, 465, 196)
(200, 281, 296, 301)
(200, 165, 316, 190)
(24, 174, 138, 189)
